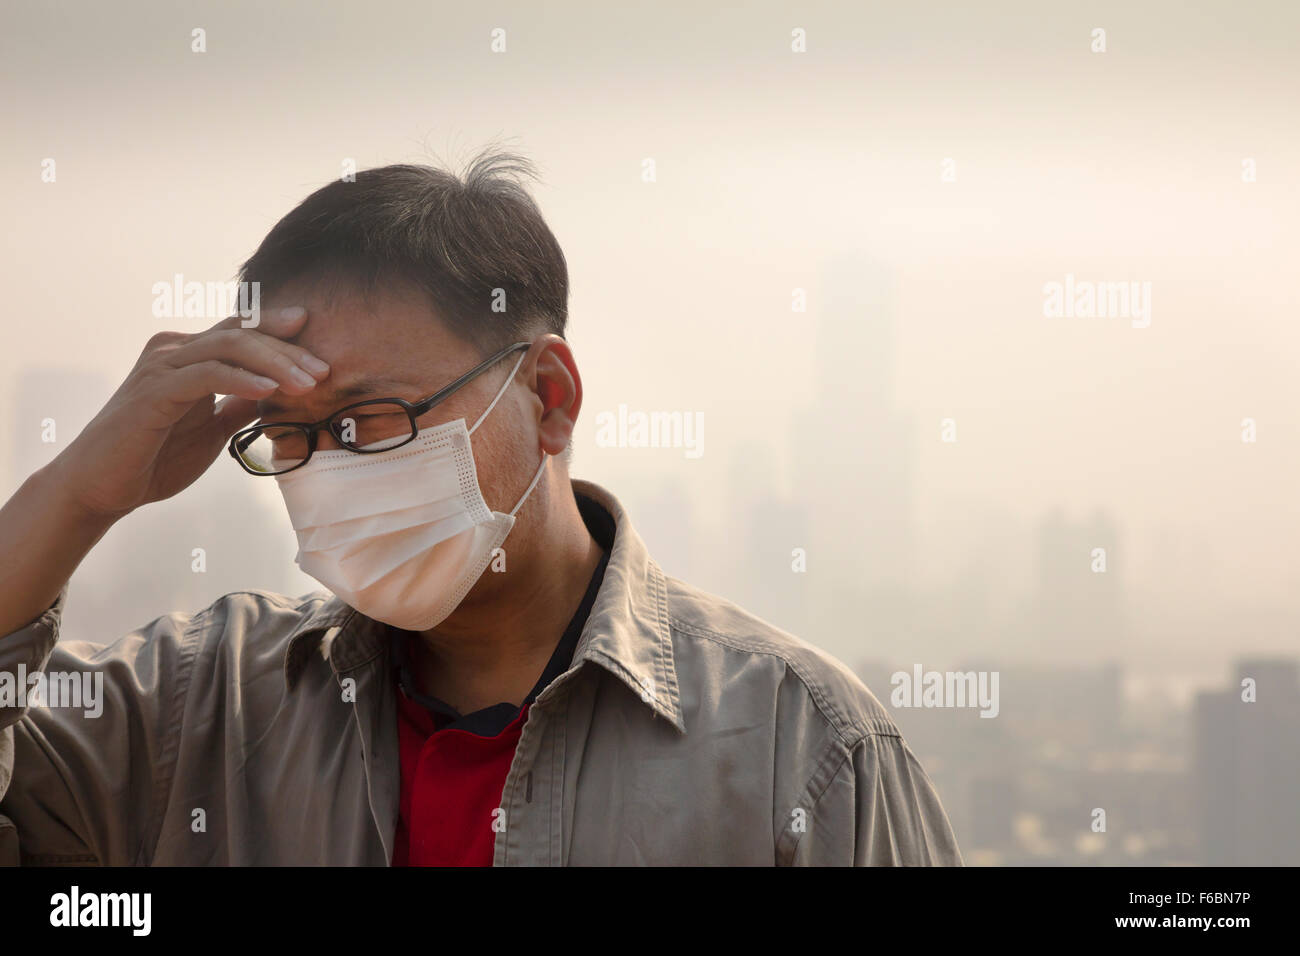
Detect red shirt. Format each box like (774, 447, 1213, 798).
(389, 523, 610, 867)
(391, 689, 531, 866)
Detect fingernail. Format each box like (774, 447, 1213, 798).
(253, 375, 279, 389)
(279, 306, 306, 320)
(289, 366, 316, 387)
(300, 354, 329, 374)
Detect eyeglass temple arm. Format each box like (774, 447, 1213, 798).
(410, 342, 530, 416)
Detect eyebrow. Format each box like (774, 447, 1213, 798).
(258, 378, 420, 420)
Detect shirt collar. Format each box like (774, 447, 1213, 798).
(282, 478, 686, 734)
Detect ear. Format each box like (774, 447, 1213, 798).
(526, 335, 582, 457)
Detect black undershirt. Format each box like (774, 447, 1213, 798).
(390, 491, 614, 737)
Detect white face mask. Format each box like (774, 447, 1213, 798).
(273, 351, 546, 631)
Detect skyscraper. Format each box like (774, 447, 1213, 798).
(1193, 658, 1300, 864)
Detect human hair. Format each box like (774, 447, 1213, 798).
(237, 147, 569, 353)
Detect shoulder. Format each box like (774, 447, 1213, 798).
(56, 588, 333, 686)
(184, 588, 338, 675)
(661, 571, 900, 747)
(186, 588, 331, 641)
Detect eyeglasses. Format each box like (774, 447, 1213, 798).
(228, 341, 530, 476)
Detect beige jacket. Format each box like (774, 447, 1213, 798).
(0, 479, 962, 866)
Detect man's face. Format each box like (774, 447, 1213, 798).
(258, 274, 537, 518)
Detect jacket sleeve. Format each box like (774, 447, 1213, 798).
(0, 585, 195, 866)
(788, 731, 965, 866)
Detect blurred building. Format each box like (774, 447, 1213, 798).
(788, 257, 917, 648)
(1193, 658, 1300, 865)
(859, 657, 1201, 865)
(1018, 508, 1128, 661)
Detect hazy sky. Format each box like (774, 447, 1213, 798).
(3, 0, 1297, 687)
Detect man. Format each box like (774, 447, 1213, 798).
(0, 150, 962, 866)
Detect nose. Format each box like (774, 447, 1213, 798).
(314, 431, 346, 452)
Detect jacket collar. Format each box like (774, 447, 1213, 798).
(282, 478, 685, 733)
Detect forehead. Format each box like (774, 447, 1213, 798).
(260, 276, 478, 417)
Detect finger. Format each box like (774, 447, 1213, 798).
(162, 360, 284, 406)
(164, 328, 329, 394)
(133, 330, 193, 371)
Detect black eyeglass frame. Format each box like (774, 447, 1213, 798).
(228, 341, 531, 476)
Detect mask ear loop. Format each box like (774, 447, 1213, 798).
(469, 350, 529, 435)
(466, 347, 547, 517)
(509, 453, 548, 517)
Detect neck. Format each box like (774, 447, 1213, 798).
(408, 471, 604, 715)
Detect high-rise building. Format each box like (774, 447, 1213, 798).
(788, 256, 916, 648)
(1193, 658, 1300, 864)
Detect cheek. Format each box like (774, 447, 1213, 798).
(468, 406, 533, 509)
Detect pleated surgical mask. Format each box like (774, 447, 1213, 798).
(273, 350, 545, 630)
